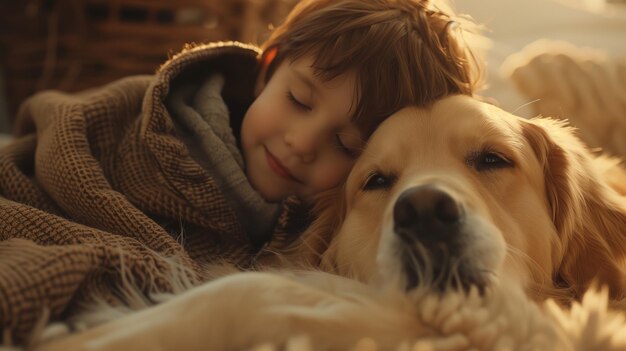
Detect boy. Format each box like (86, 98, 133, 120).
(0, 0, 482, 345)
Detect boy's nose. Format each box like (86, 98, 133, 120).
(285, 127, 320, 164)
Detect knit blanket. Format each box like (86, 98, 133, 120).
(0, 42, 307, 346)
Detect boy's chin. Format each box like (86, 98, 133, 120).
(247, 170, 304, 203)
(254, 183, 287, 203)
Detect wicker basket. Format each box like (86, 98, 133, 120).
(0, 0, 296, 119)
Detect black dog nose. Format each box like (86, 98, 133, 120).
(393, 185, 462, 242)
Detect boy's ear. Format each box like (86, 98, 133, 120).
(254, 48, 278, 96)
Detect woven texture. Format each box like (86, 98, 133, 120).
(0, 0, 298, 120)
(0, 41, 308, 345)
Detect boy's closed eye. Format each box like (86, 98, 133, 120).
(335, 133, 360, 158)
(286, 91, 312, 111)
(286, 86, 360, 158)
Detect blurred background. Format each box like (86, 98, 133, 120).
(454, 0, 626, 116)
(0, 0, 297, 133)
(0, 0, 625, 134)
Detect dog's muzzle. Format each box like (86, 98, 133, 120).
(393, 184, 487, 293)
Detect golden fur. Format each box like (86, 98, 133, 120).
(280, 94, 626, 304)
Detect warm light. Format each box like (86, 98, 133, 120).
(583, 0, 606, 12)
(554, 0, 626, 15)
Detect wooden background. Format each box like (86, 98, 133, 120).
(0, 0, 296, 126)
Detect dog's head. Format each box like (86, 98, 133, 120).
(300, 95, 626, 301)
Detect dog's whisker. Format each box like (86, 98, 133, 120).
(480, 269, 497, 277)
(505, 245, 551, 285)
(511, 98, 541, 114)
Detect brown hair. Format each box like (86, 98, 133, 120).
(259, 0, 485, 137)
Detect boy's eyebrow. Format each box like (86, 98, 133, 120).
(292, 68, 319, 94)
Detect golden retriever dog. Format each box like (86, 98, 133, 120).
(35, 95, 626, 350)
(291, 94, 626, 304)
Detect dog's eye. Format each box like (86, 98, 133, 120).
(362, 172, 394, 191)
(469, 151, 513, 172)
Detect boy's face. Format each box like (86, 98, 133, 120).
(241, 55, 362, 202)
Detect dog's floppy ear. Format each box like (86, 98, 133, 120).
(522, 118, 626, 300)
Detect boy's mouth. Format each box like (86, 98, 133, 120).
(264, 146, 302, 184)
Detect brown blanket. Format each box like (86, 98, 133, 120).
(0, 42, 309, 345)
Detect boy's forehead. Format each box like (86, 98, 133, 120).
(289, 61, 316, 90)
(287, 56, 362, 131)
(285, 56, 357, 105)
(287, 55, 357, 90)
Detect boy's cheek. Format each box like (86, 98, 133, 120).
(313, 161, 353, 192)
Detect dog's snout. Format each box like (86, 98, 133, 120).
(392, 185, 490, 293)
(393, 185, 462, 241)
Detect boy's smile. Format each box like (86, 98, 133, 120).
(241, 55, 362, 202)
(263, 145, 303, 184)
